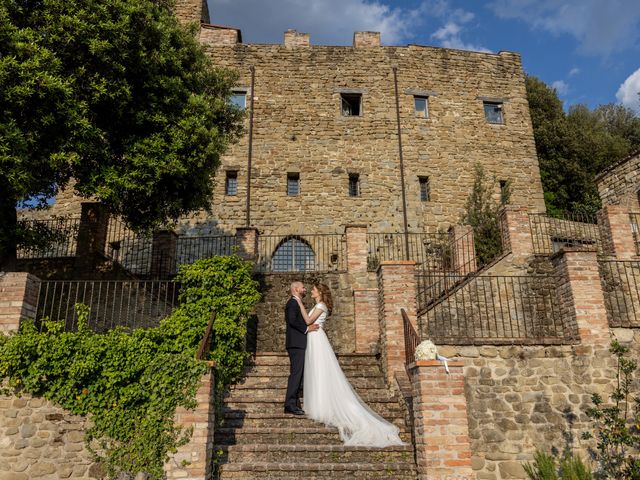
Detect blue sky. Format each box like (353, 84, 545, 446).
(208, 0, 640, 113)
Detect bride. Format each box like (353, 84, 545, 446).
(294, 283, 404, 448)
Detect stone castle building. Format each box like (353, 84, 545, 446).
(39, 0, 546, 237)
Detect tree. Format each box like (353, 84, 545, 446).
(0, 0, 243, 269)
(525, 75, 640, 216)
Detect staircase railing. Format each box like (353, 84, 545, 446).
(401, 308, 419, 365)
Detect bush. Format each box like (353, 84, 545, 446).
(524, 450, 592, 480)
(0, 255, 260, 479)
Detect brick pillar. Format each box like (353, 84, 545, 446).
(353, 288, 379, 353)
(345, 225, 368, 274)
(409, 360, 474, 480)
(75, 202, 109, 269)
(165, 365, 215, 480)
(151, 230, 178, 278)
(377, 261, 417, 385)
(500, 206, 533, 258)
(552, 247, 610, 345)
(449, 225, 476, 275)
(0, 272, 40, 332)
(597, 205, 636, 259)
(235, 227, 258, 261)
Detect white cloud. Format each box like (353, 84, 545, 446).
(208, 0, 434, 45)
(551, 80, 569, 95)
(488, 0, 640, 56)
(616, 68, 640, 113)
(429, 7, 492, 53)
(568, 67, 580, 76)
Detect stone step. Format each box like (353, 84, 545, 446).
(215, 426, 412, 446)
(222, 397, 404, 419)
(238, 369, 387, 386)
(219, 413, 407, 430)
(250, 353, 380, 367)
(215, 443, 415, 464)
(225, 386, 395, 401)
(217, 461, 417, 479)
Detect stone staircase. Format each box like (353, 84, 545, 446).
(214, 352, 417, 479)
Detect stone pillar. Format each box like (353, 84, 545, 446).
(597, 204, 637, 259)
(500, 206, 533, 258)
(75, 202, 109, 269)
(552, 247, 610, 345)
(377, 261, 417, 385)
(353, 288, 379, 353)
(165, 365, 215, 480)
(353, 31, 381, 48)
(408, 360, 474, 480)
(449, 225, 477, 275)
(151, 230, 178, 279)
(284, 29, 310, 47)
(236, 227, 258, 261)
(0, 272, 40, 332)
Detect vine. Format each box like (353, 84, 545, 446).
(0, 255, 260, 479)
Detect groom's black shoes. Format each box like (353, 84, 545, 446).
(284, 406, 305, 415)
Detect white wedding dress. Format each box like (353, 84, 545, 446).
(303, 303, 405, 447)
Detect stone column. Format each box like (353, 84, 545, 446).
(151, 230, 178, 278)
(449, 225, 476, 275)
(0, 272, 40, 332)
(552, 247, 610, 345)
(597, 204, 637, 259)
(75, 202, 109, 269)
(345, 224, 368, 275)
(377, 261, 417, 385)
(235, 227, 259, 262)
(408, 360, 474, 480)
(165, 365, 215, 480)
(500, 206, 533, 258)
(353, 288, 379, 353)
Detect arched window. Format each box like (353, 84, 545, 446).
(271, 237, 315, 272)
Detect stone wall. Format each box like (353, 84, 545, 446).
(435, 332, 640, 480)
(0, 393, 100, 480)
(24, 31, 546, 238)
(596, 150, 640, 208)
(253, 272, 356, 352)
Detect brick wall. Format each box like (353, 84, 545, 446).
(0, 272, 39, 332)
(596, 150, 640, 208)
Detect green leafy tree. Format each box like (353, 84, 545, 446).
(461, 163, 509, 267)
(525, 75, 640, 216)
(0, 0, 243, 269)
(582, 341, 640, 479)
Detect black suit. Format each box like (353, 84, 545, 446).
(284, 297, 307, 410)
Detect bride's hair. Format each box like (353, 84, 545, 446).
(315, 283, 333, 314)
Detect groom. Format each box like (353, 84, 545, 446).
(284, 281, 319, 415)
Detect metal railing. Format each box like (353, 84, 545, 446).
(419, 275, 571, 344)
(256, 234, 346, 272)
(402, 308, 420, 365)
(16, 217, 82, 258)
(367, 232, 450, 271)
(529, 212, 601, 255)
(104, 218, 153, 276)
(176, 235, 237, 267)
(630, 212, 640, 255)
(35, 280, 180, 332)
(599, 260, 640, 328)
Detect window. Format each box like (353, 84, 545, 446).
(271, 237, 315, 272)
(230, 91, 246, 109)
(499, 180, 509, 203)
(341, 93, 362, 116)
(287, 173, 300, 196)
(348, 173, 360, 197)
(484, 101, 503, 124)
(419, 176, 430, 201)
(225, 171, 238, 196)
(414, 96, 429, 118)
